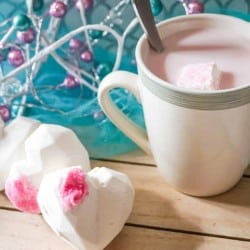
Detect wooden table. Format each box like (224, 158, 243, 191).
(1, 150, 250, 250)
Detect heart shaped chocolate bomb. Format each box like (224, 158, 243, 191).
(5, 124, 91, 213)
(24, 124, 90, 172)
(37, 166, 135, 250)
(0, 116, 40, 190)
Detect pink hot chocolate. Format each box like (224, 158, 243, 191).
(5, 175, 40, 214)
(145, 26, 250, 90)
(59, 167, 89, 212)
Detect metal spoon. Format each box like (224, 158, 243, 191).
(132, 0, 164, 53)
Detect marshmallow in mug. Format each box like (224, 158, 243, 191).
(177, 62, 221, 90)
(0, 116, 40, 191)
(38, 166, 135, 250)
(5, 123, 91, 213)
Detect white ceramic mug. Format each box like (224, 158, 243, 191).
(98, 14, 250, 196)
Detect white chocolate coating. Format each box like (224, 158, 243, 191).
(38, 167, 135, 250)
(25, 124, 91, 174)
(0, 116, 40, 190)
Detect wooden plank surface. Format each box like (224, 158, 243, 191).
(1, 206, 249, 250)
(0, 154, 249, 250)
(0, 191, 13, 209)
(0, 209, 73, 250)
(91, 160, 250, 240)
(105, 150, 155, 165)
(106, 226, 250, 250)
(245, 166, 250, 176)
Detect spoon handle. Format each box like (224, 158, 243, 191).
(132, 0, 164, 53)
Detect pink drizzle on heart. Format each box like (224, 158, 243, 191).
(59, 168, 89, 212)
(5, 175, 40, 214)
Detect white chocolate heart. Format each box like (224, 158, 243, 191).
(37, 167, 135, 250)
(5, 123, 91, 213)
(0, 116, 40, 190)
(25, 124, 91, 173)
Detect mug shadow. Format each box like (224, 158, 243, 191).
(200, 176, 250, 207)
(106, 186, 203, 250)
(127, 183, 204, 249)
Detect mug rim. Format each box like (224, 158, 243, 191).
(136, 13, 250, 97)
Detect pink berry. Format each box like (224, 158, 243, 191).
(80, 50, 93, 63)
(61, 75, 80, 89)
(49, 1, 67, 18)
(17, 28, 36, 44)
(75, 0, 94, 11)
(69, 38, 85, 51)
(187, 0, 204, 14)
(0, 105, 11, 122)
(7, 49, 24, 67)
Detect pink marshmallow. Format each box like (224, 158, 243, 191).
(177, 62, 220, 90)
(58, 167, 89, 212)
(5, 175, 40, 214)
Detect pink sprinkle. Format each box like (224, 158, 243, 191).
(5, 175, 40, 214)
(59, 168, 89, 212)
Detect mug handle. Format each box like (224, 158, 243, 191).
(98, 71, 151, 155)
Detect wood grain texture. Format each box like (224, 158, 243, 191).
(1, 209, 249, 250)
(91, 160, 250, 240)
(0, 156, 249, 250)
(0, 209, 73, 250)
(104, 150, 155, 165)
(245, 165, 250, 176)
(0, 191, 13, 209)
(1, 160, 249, 241)
(106, 226, 250, 250)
